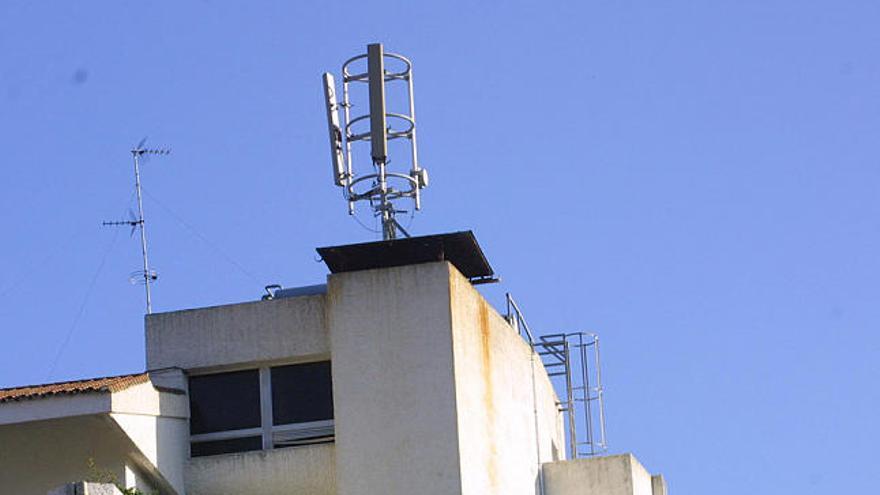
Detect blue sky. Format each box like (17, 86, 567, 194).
(1, 1, 878, 493)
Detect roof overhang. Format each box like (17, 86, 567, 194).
(0, 373, 188, 495)
(317, 230, 497, 283)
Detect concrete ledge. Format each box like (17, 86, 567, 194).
(186, 443, 336, 495)
(146, 295, 328, 371)
(543, 453, 667, 495)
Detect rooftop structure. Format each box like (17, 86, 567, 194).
(0, 234, 667, 495)
(0, 44, 667, 495)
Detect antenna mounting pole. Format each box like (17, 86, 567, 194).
(103, 139, 169, 314)
(132, 146, 153, 313)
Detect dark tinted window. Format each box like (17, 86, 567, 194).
(189, 370, 260, 434)
(190, 436, 261, 457)
(271, 361, 334, 425)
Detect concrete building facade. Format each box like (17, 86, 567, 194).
(0, 236, 667, 495)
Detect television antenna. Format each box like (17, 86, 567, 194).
(102, 137, 169, 314)
(322, 43, 428, 240)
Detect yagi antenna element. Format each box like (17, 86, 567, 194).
(103, 138, 170, 314)
(322, 43, 428, 240)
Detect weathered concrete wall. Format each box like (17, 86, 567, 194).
(0, 415, 156, 495)
(185, 443, 335, 495)
(543, 454, 664, 495)
(651, 474, 668, 495)
(328, 261, 565, 495)
(146, 295, 327, 372)
(329, 262, 464, 495)
(110, 381, 188, 495)
(448, 267, 564, 495)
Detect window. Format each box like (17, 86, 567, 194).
(190, 436, 262, 457)
(189, 369, 260, 435)
(188, 361, 334, 457)
(271, 361, 334, 447)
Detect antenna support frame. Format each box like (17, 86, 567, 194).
(323, 43, 424, 240)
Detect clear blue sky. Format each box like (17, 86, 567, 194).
(1, 1, 878, 492)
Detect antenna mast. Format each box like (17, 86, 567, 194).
(322, 43, 428, 240)
(103, 138, 169, 314)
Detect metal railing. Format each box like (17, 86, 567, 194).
(505, 293, 608, 458)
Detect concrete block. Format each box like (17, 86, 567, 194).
(47, 482, 123, 495)
(651, 474, 667, 495)
(543, 453, 667, 495)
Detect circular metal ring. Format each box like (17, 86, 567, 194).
(342, 52, 412, 83)
(345, 113, 415, 142)
(347, 173, 418, 200)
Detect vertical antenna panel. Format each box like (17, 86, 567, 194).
(367, 43, 387, 162)
(323, 73, 346, 186)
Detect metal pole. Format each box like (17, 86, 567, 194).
(563, 339, 577, 459)
(132, 151, 152, 314)
(594, 335, 607, 449)
(341, 71, 355, 215)
(376, 159, 394, 240)
(580, 335, 594, 454)
(406, 67, 421, 211)
(530, 349, 545, 495)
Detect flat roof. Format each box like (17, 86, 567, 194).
(317, 231, 495, 281)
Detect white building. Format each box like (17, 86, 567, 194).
(0, 232, 667, 495)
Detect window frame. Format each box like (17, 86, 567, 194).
(188, 360, 334, 457)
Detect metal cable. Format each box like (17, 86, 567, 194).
(45, 228, 120, 380)
(0, 229, 84, 299)
(351, 210, 381, 234)
(141, 188, 264, 286)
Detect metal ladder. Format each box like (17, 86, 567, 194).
(506, 294, 608, 458)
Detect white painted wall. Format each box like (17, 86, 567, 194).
(0, 393, 110, 426)
(0, 382, 188, 495)
(448, 267, 565, 495)
(185, 443, 336, 495)
(146, 295, 328, 372)
(543, 454, 663, 495)
(110, 381, 189, 495)
(0, 415, 157, 495)
(328, 261, 564, 495)
(329, 262, 464, 495)
(631, 455, 654, 495)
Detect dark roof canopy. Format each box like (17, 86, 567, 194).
(317, 231, 495, 281)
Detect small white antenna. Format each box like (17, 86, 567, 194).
(322, 43, 428, 240)
(323, 73, 346, 187)
(103, 137, 169, 314)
